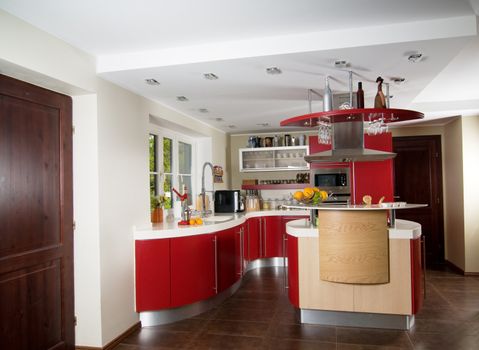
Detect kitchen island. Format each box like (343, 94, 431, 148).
(286, 204, 425, 330)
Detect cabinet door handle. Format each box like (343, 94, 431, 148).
(283, 233, 288, 290)
(263, 218, 267, 257)
(259, 218, 263, 258)
(237, 228, 243, 276)
(213, 236, 218, 294)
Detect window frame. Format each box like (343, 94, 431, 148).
(149, 126, 197, 209)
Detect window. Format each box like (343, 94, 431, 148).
(149, 130, 195, 210)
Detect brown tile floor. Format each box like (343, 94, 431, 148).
(115, 266, 479, 349)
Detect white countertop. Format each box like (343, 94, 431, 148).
(283, 203, 427, 210)
(286, 218, 422, 239)
(134, 210, 309, 240)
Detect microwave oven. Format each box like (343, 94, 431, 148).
(311, 168, 351, 202)
(214, 190, 245, 213)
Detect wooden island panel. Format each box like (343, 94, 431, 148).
(298, 237, 354, 311)
(353, 239, 412, 314)
(318, 210, 389, 284)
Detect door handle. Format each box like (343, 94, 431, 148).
(213, 236, 218, 294)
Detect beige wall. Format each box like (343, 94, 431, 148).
(462, 116, 479, 272)
(230, 131, 316, 189)
(443, 119, 466, 270)
(0, 10, 229, 347)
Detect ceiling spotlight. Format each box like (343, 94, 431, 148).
(228, 125, 236, 129)
(391, 77, 405, 84)
(203, 73, 219, 80)
(176, 96, 189, 101)
(334, 60, 349, 68)
(214, 117, 224, 122)
(145, 78, 160, 85)
(407, 53, 423, 63)
(198, 108, 209, 113)
(256, 122, 270, 127)
(266, 67, 282, 75)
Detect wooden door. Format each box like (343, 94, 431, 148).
(393, 136, 444, 265)
(0, 75, 74, 349)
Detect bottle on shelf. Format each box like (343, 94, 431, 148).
(374, 76, 386, 109)
(323, 76, 333, 111)
(356, 81, 364, 108)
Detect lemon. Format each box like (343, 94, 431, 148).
(303, 187, 315, 200)
(319, 190, 329, 201)
(313, 187, 320, 193)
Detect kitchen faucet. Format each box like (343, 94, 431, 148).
(201, 162, 215, 217)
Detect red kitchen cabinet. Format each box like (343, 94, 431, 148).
(170, 233, 215, 308)
(217, 228, 238, 292)
(286, 234, 300, 307)
(352, 132, 394, 204)
(135, 239, 171, 312)
(246, 217, 261, 260)
(263, 216, 283, 258)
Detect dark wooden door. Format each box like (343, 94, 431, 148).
(393, 136, 444, 265)
(0, 75, 74, 349)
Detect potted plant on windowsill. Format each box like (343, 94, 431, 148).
(151, 194, 166, 223)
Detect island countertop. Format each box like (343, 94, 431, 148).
(286, 218, 422, 239)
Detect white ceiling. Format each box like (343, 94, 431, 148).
(1, 0, 479, 133)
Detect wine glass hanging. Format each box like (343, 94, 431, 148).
(317, 117, 332, 144)
(367, 113, 388, 135)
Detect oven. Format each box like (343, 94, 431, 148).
(311, 168, 351, 203)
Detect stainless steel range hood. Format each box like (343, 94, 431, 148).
(304, 119, 396, 163)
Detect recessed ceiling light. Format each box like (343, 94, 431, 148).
(266, 67, 282, 75)
(407, 53, 423, 63)
(214, 117, 224, 122)
(256, 122, 270, 127)
(203, 73, 219, 80)
(198, 108, 209, 113)
(176, 96, 189, 101)
(145, 78, 160, 85)
(228, 125, 236, 129)
(334, 60, 349, 68)
(391, 77, 406, 84)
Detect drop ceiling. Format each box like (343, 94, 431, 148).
(1, 0, 479, 133)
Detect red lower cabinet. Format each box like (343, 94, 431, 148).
(263, 216, 283, 258)
(170, 234, 215, 308)
(217, 228, 238, 293)
(246, 217, 261, 260)
(411, 237, 423, 314)
(135, 239, 171, 312)
(286, 234, 300, 307)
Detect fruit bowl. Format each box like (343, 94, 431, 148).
(292, 187, 329, 205)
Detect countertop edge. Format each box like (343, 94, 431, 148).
(286, 218, 422, 239)
(134, 210, 309, 240)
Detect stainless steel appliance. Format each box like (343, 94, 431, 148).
(214, 190, 245, 213)
(311, 168, 351, 203)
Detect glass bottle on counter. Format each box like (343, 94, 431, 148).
(356, 81, 364, 108)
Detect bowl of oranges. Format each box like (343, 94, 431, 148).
(292, 187, 329, 205)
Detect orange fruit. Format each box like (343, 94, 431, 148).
(189, 218, 196, 225)
(293, 191, 304, 201)
(303, 187, 315, 200)
(195, 218, 203, 225)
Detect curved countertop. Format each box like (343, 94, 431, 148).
(286, 218, 422, 239)
(283, 203, 427, 210)
(134, 210, 309, 240)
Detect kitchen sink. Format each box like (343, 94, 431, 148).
(202, 215, 234, 223)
